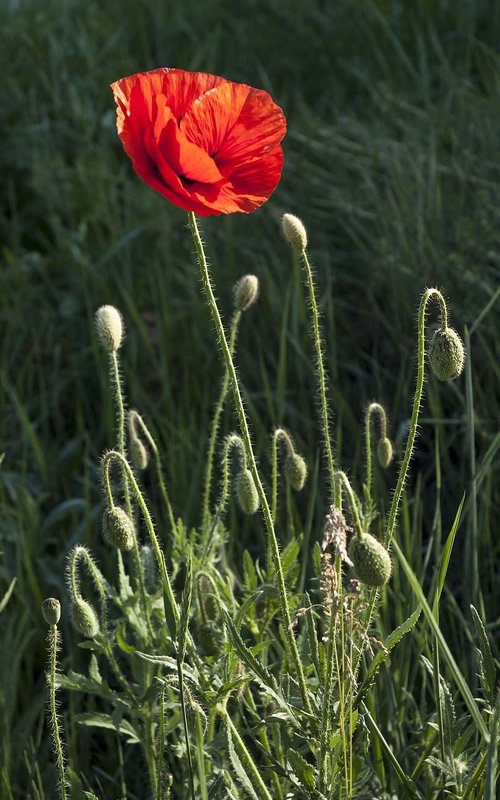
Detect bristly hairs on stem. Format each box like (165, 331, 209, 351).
(41, 599, 67, 800)
(364, 401, 392, 506)
(188, 210, 313, 716)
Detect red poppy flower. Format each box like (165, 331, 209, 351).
(111, 68, 286, 216)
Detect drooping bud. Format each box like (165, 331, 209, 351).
(285, 452, 308, 491)
(102, 506, 135, 551)
(236, 469, 260, 515)
(233, 274, 259, 312)
(71, 598, 100, 638)
(428, 327, 465, 381)
(42, 597, 61, 626)
(282, 213, 308, 252)
(349, 532, 392, 587)
(377, 437, 393, 469)
(95, 305, 123, 353)
(130, 435, 149, 471)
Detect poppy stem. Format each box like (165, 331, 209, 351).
(188, 211, 312, 716)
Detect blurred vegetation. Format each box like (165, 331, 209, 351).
(0, 0, 498, 796)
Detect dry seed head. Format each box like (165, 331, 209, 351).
(42, 597, 61, 626)
(102, 506, 135, 551)
(428, 326, 465, 381)
(377, 437, 393, 468)
(71, 598, 100, 638)
(285, 452, 308, 491)
(95, 305, 123, 352)
(282, 213, 308, 251)
(349, 532, 392, 587)
(236, 469, 260, 514)
(234, 274, 259, 312)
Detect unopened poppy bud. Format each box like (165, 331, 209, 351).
(282, 213, 308, 252)
(377, 437, 393, 469)
(102, 506, 135, 551)
(130, 435, 149, 471)
(285, 452, 308, 491)
(95, 305, 123, 353)
(71, 598, 100, 638)
(349, 532, 392, 587)
(42, 597, 61, 626)
(429, 326, 465, 381)
(234, 274, 259, 312)
(236, 469, 260, 515)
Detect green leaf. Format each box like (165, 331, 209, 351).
(226, 721, 260, 800)
(280, 534, 302, 577)
(242, 549, 257, 591)
(392, 539, 489, 742)
(0, 577, 16, 614)
(74, 712, 140, 743)
(177, 546, 192, 661)
(485, 692, 500, 800)
(470, 605, 497, 705)
(287, 748, 316, 791)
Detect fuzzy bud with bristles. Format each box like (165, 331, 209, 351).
(236, 469, 260, 515)
(102, 506, 135, 551)
(429, 326, 465, 381)
(282, 213, 308, 252)
(42, 597, 61, 626)
(95, 305, 123, 353)
(130, 435, 149, 471)
(234, 274, 259, 312)
(285, 452, 308, 491)
(71, 598, 100, 638)
(377, 437, 393, 469)
(349, 532, 392, 587)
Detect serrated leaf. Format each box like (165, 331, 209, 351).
(280, 534, 302, 577)
(470, 605, 496, 705)
(226, 721, 260, 800)
(134, 651, 198, 684)
(88, 654, 102, 684)
(55, 670, 112, 699)
(242, 549, 257, 591)
(287, 748, 316, 791)
(116, 618, 136, 654)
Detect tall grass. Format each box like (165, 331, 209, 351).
(0, 0, 499, 796)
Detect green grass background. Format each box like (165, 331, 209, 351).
(0, 0, 499, 796)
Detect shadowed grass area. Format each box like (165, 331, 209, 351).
(0, 0, 499, 796)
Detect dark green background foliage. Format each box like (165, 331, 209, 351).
(0, 0, 498, 796)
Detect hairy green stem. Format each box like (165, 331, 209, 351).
(47, 626, 67, 800)
(188, 211, 312, 715)
(364, 402, 388, 503)
(226, 714, 273, 800)
(103, 451, 179, 636)
(202, 312, 241, 530)
(300, 249, 339, 506)
(271, 428, 295, 524)
(129, 410, 177, 537)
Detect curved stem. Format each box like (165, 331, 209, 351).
(129, 410, 177, 537)
(201, 433, 246, 561)
(300, 249, 339, 506)
(48, 626, 67, 800)
(271, 428, 295, 524)
(109, 354, 150, 632)
(103, 451, 179, 636)
(202, 312, 241, 530)
(364, 402, 387, 503)
(188, 212, 312, 715)
(336, 471, 363, 536)
(226, 715, 273, 800)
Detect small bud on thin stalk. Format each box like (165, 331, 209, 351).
(42, 597, 61, 626)
(233, 274, 259, 312)
(95, 305, 123, 353)
(282, 213, 308, 252)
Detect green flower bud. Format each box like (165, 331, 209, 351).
(42, 597, 61, 626)
(236, 469, 260, 515)
(102, 506, 135, 551)
(282, 213, 308, 252)
(130, 435, 149, 471)
(71, 598, 99, 638)
(377, 437, 393, 469)
(285, 452, 308, 491)
(233, 274, 259, 312)
(428, 326, 465, 381)
(95, 305, 123, 353)
(349, 532, 392, 587)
